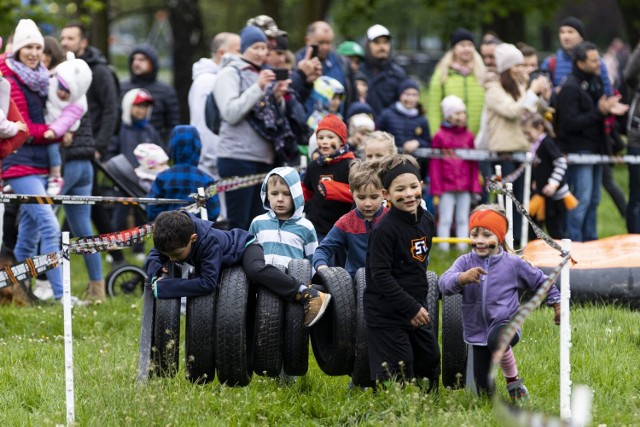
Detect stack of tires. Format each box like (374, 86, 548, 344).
(136, 262, 467, 390)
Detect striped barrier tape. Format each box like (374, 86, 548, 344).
(413, 147, 640, 165)
(0, 224, 155, 289)
(0, 193, 189, 206)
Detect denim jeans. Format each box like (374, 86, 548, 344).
(627, 146, 640, 233)
(217, 158, 272, 230)
(62, 160, 103, 281)
(566, 162, 602, 242)
(8, 175, 63, 298)
(47, 143, 62, 168)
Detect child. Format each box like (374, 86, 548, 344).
(430, 95, 482, 251)
(347, 113, 375, 158)
(313, 160, 387, 277)
(43, 52, 93, 196)
(144, 210, 331, 327)
(147, 125, 220, 221)
(362, 131, 398, 164)
(307, 76, 345, 131)
(107, 88, 163, 164)
(249, 166, 318, 266)
(302, 114, 355, 243)
(376, 79, 431, 155)
(438, 204, 561, 401)
(364, 154, 441, 389)
(522, 113, 577, 239)
(0, 73, 28, 139)
(133, 143, 169, 193)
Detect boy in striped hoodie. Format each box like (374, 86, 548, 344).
(249, 166, 318, 267)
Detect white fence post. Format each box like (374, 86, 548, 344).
(505, 183, 514, 249)
(494, 165, 503, 208)
(197, 187, 208, 221)
(560, 238, 572, 421)
(520, 153, 532, 248)
(62, 231, 75, 425)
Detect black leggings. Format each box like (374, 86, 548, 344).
(471, 324, 520, 395)
(242, 243, 302, 302)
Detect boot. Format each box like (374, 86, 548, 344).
(86, 280, 106, 303)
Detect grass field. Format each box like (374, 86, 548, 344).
(0, 166, 637, 426)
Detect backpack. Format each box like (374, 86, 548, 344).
(204, 91, 221, 134)
(204, 66, 242, 135)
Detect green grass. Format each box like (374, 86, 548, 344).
(0, 167, 637, 425)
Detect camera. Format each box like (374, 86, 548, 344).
(273, 68, 290, 81)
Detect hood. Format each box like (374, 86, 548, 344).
(260, 166, 305, 219)
(79, 45, 108, 66)
(129, 44, 159, 83)
(121, 88, 153, 126)
(192, 57, 218, 80)
(221, 53, 251, 71)
(169, 125, 201, 166)
(50, 52, 93, 104)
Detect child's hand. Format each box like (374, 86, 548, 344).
(411, 307, 430, 328)
(44, 129, 55, 140)
(16, 121, 27, 133)
(542, 183, 558, 197)
(62, 132, 73, 146)
(553, 302, 561, 325)
(459, 267, 487, 286)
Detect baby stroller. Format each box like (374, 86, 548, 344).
(94, 154, 149, 298)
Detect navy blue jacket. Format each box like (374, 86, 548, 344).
(376, 104, 431, 148)
(359, 59, 407, 115)
(144, 212, 255, 299)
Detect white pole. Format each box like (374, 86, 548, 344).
(505, 183, 514, 249)
(570, 385, 593, 427)
(62, 232, 75, 425)
(494, 165, 503, 208)
(560, 238, 572, 421)
(520, 153, 532, 248)
(197, 187, 208, 221)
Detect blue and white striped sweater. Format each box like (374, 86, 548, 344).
(249, 212, 318, 266)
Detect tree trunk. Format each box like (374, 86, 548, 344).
(167, 0, 207, 124)
(261, 0, 281, 25)
(618, 1, 640, 45)
(484, 10, 525, 44)
(301, 0, 332, 24)
(91, 0, 111, 62)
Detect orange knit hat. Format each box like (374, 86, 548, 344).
(469, 209, 508, 243)
(316, 114, 348, 144)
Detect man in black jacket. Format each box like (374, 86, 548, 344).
(359, 25, 407, 115)
(556, 41, 628, 242)
(120, 44, 180, 144)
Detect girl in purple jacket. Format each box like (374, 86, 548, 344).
(439, 205, 561, 401)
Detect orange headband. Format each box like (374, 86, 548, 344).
(469, 210, 508, 243)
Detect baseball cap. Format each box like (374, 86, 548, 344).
(367, 24, 391, 41)
(133, 89, 154, 105)
(337, 41, 365, 58)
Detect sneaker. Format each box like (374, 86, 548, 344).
(507, 378, 530, 402)
(56, 295, 90, 307)
(47, 176, 64, 196)
(32, 279, 54, 301)
(297, 286, 331, 328)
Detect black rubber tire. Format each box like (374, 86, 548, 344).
(253, 265, 285, 377)
(283, 259, 311, 376)
(426, 271, 440, 338)
(106, 264, 146, 298)
(215, 266, 256, 386)
(441, 293, 466, 389)
(185, 292, 216, 383)
(152, 297, 181, 377)
(351, 268, 374, 387)
(136, 284, 155, 384)
(309, 267, 356, 376)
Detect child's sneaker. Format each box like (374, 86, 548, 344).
(297, 286, 331, 327)
(507, 378, 530, 403)
(47, 176, 64, 196)
(32, 279, 54, 301)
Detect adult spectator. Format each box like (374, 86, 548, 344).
(359, 24, 407, 116)
(427, 28, 485, 137)
(213, 26, 288, 230)
(120, 44, 180, 143)
(0, 19, 65, 301)
(295, 21, 355, 116)
(480, 34, 502, 69)
(556, 42, 628, 242)
(60, 22, 125, 270)
(540, 17, 613, 96)
(484, 43, 549, 246)
(247, 15, 288, 69)
(188, 32, 240, 179)
(623, 41, 640, 233)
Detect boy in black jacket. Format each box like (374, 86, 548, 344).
(364, 154, 440, 389)
(144, 211, 330, 327)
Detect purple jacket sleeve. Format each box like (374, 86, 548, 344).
(48, 102, 86, 137)
(439, 255, 467, 296)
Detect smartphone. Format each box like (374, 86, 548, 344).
(273, 68, 289, 80)
(310, 44, 319, 58)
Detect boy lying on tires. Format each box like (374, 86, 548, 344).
(144, 210, 331, 327)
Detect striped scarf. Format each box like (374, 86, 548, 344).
(7, 55, 49, 97)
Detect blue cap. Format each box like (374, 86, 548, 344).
(240, 26, 268, 53)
